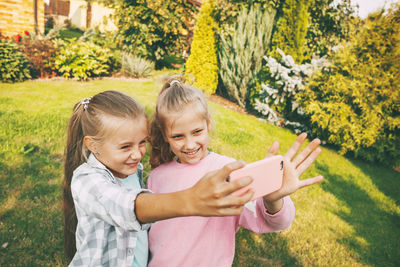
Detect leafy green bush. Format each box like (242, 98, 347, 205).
(113, 0, 196, 66)
(0, 39, 31, 82)
(218, 4, 276, 107)
(19, 31, 58, 78)
(298, 5, 400, 166)
(79, 28, 121, 73)
(185, 0, 218, 95)
(53, 40, 115, 80)
(121, 53, 154, 78)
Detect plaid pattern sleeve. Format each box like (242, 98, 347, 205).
(69, 154, 151, 267)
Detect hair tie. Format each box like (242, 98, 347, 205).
(81, 97, 92, 110)
(169, 80, 180, 87)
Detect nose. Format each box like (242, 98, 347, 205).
(184, 136, 196, 149)
(129, 147, 142, 160)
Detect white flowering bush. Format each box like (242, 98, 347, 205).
(253, 48, 328, 131)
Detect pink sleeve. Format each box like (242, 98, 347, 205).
(237, 196, 295, 233)
(146, 169, 156, 191)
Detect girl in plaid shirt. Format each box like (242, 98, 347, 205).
(63, 90, 256, 266)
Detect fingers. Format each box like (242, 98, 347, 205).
(223, 175, 253, 195)
(219, 206, 244, 216)
(296, 146, 322, 175)
(292, 138, 321, 168)
(265, 141, 279, 158)
(217, 190, 254, 215)
(216, 160, 246, 182)
(298, 175, 324, 189)
(284, 132, 308, 160)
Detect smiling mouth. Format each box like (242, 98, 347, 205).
(183, 147, 201, 155)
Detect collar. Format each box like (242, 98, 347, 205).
(87, 153, 108, 170)
(86, 153, 117, 183)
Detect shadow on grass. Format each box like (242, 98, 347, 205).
(233, 229, 302, 267)
(349, 158, 400, 206)
(316, 161, 400, 267)
(0, 147, 68, 266)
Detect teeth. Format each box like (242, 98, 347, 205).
(184, 148, 199, 155)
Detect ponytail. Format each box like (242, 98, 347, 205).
(62, 103, 88, 260)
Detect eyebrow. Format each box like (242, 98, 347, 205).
(118, 136, 149, 145)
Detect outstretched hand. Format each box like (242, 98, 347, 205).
(263, 133, 323, 212)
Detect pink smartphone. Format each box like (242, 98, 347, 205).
(229, 155, 284, 200)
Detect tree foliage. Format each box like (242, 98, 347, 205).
(298, 5, 400, 166)
(304, 0, 355, 59)
(112, 0, 196, 66)
(185, 0, 218, 95)
(270, 0, 310, 63)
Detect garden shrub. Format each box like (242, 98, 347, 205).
(121, 53, 154, 78)
(185, 0, 218, 95)
(53, 40, 115, 80)
(19, 32, 57, 78)
(79, 28, 121, 73)
(218, 4, 276, 107)
(113, 0, 196, 66)
(253, 48, 327, 128)
(297, 5, 400, 166)
(0, 39, 31, 82)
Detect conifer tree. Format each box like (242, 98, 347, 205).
(185, 0, 218, 94)
(270, 0, 310, 63)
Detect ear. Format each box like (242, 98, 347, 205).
(207, 119, 212, 132)
(83, 136, 97, 153)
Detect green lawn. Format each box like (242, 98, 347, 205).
(0, 79, 399, 266)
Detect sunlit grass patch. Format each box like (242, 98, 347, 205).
(1, 79, 399, 266)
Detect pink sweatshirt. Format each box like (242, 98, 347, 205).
(147, 152, 295, 267)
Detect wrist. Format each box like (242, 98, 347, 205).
(263, 198, 283, 215)
(176, 188, 194, 217)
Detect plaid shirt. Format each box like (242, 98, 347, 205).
(69, 154, 152, 267)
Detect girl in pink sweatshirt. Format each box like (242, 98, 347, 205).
(147, 80, 323, 267)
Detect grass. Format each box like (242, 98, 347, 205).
(58, 28, 84, 40)
(0, 78, 399, 266)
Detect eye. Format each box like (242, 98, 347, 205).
(172, 135, 183, 140)
(120, 145, 130, 150)
(194, 129, 203, 135)
(139, 139, 147, 146)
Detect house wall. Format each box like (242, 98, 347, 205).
(69, 0, 86, 29)
(91, 2, 116, 32)
(69, 0, 116, 32)
(0, 0, 45, 37)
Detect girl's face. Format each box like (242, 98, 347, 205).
(95, 116, 148, 178)
(164, 105, 210, 165)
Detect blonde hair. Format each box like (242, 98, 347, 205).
(150, 79, 210, 168)
(62, 90, 146, 260)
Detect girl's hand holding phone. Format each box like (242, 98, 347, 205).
(263, 133, 324, 213)
(186, 160, 255, 216)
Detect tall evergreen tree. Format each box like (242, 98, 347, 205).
(185, 0, 218, 94)
(270, 0, 310, 63)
